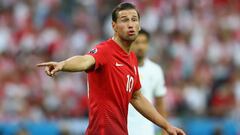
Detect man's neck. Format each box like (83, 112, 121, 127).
(112, 35, 133, 53)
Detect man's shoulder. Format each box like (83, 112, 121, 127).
(87, 39, 113, 59)
(90, 39, 113, 54)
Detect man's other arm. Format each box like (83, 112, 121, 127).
(131, 90, 185, 135)
(155, 96, 168, 135)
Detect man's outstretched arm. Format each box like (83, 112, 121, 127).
(130, 90, 185, 135)
(37, 55, 95, 76)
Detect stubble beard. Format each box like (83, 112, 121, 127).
(122, 34, 138, 43)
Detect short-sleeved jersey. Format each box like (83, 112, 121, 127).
(85, 39, 141, 135)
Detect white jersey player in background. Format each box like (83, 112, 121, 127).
(128, 29, 167, 135)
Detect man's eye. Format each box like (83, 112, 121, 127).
(132, 18, 137, 21)
(121, 19, 128, 22)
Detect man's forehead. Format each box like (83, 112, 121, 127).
(118, 9, 138, 17)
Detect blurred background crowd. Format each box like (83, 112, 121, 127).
(0, 0, 240, 134)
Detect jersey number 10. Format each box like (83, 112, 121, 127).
(126, 75, 134, 93)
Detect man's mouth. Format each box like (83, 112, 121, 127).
(128, 30, 135, 36)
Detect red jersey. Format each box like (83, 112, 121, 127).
(85, 39, 141, 135)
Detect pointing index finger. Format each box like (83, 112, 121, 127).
(36, 62, 52, 67)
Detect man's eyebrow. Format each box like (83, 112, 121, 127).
(120, 15, 138, 19)
(120, 16, 128, 19)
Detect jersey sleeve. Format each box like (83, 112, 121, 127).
(154, 67, 167, 97)
(133, 67, 141, 92)
(86, 44, 108, 71)
(132, 53, 141, 92)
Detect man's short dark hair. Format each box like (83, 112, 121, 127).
(139, 29, 150, 41)
(112, 3, 140, 22)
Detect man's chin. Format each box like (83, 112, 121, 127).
(120, 35, 137, 43)
(126, 36, 137, 42)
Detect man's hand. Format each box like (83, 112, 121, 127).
(37, 61, 65, 77)
(165, 124, 186, 135)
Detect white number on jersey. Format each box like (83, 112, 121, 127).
(126, 75, 134, 93)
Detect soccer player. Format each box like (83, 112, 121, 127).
(128, 29, 167, 135)
(37, 3, 185, 135)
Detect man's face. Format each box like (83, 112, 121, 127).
(131, 34, 149, 60)
(112, 9, 140, 42)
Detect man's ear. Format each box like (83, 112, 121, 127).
(112, 22, 117, 32)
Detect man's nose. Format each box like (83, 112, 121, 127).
(128, 21, 134, 28)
